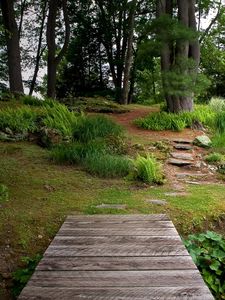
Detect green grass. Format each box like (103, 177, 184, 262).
(205, 152, 225, 164)
(135, 105, 215, 131)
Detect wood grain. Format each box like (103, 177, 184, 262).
(18, 214, 213, 300)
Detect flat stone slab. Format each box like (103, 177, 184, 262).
(173, 138, 193, 144)
(174, 144, 193, 150)
(185, 181, 201, 185)
(165, 192, 188, 197)
(168, 158, 193, 166)
(145, 199, 167, 206)
(176, 173, 207, 179)
(171, 152, 194, 161)
(95, 204, 127, 209)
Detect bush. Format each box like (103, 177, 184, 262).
(0, 184, 9, 202)
(42, 102, 78, 138)
(21, 95, 44, 106)
(209, 97, 225, 113)
(133, 154, 164, 184)
(134, 105, 215, 131)
(212, 134, 225, 151)
(73, 115, 123, 142)
(184, 231, 225, 299)
(205, 152, 225, 164)
(0, 107, 38, 133)
(84, 153, 131, 178)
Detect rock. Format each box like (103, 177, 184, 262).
(172, 184, 185, 191)
(168, 158, 193, 166)
(176, 173, 207, 179)
(193, 135, 212, 148)
(186, 181, 201, 185)
(165, 192, 188, 197)
(38, 127, 63, 148)
(174, 144, 193, 150)
(4, 127, 13, 135)
(95, 204, 127, 209)
(44, 184, 55, 192)
(0, 132, 9, 141)
(173, 138, 193, 144)
(170, 152, 194, 161)
(191, 120, 205, 131)
(145, 199, 167, 205)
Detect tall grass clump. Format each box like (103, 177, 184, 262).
(135, 105, 215, 131)
(84, 153, 131, 178)
(209, 97, 225, 113)
(73, 115, 123, 142)
(214, 111, 225, 134)
(0, 107, 38, 133)
(42, 102, 78, 138)
(133, 154, 164, 184)
(22, 95, 44, 106)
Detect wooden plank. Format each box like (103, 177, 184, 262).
(37, 256, 197, 271)
(66, 214, 169, 221)
(19, 286, 214, 300)
(45, 243, 188, 257)
(57, 227, 178, 236)
(50, 235, 184, 246)
(28, 270, 205, 287)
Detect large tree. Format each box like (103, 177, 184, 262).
(156, 0, 200, 112)
(0, 0, 24, 94)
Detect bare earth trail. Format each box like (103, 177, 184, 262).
(107, 106, 217, 187)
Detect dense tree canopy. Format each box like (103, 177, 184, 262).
(0, 0, 224, 112)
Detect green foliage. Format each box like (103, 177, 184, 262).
(205, 153, 225, 164)
(209, 97, 225, 113)
(42, 102, 78, 138)
(84, 153, 131, 178)
(21, 95, 44, 106)
(212, 133, 225, 151)
(132, 154, 164, 184)
(73, 115, 123, 142)
(12, 255, 42, 297)
(214, 111, 225, 134)
(0, 184, 9, 203)
(184, 231, 225, 299)
(135, 105, 215, 131)
(0, 107, 38, 133)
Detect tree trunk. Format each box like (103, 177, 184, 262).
(121, 0, 136, 104)
(47, 0, 70, 98)
(1, 0, 24, 94)
(29, 0, 47, 96)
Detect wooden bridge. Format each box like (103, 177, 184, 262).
(19, 214, 213, 299)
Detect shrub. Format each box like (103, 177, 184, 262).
(84, 153, 131, 178)
(21, 95, 43, 106)
(42, 102, 78, 138)
(212, 134, 225, 153)
(205, 153, 225, 164)
(133, 154, 164, 184)
(184, 231, 225, 299)
(0, 107, 38, 133)
(209, 97, 225, 113)
(73, 115, 123, 142)
(0, 184, 9, 202)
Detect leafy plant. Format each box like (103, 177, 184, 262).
(0, 183, 9, 202)
(12, 255, 42, 297)
(132, 154, 164, 184)
(205, 153, 225, 164)
(21, 95, 44, 106)
(212, 134, 225, 152)
(214, 111, 225, 134)
(0, 107, 38, 133)
(73, 115, 123, 142)
(209, 97, 225, 113)
(184, 231, 225, 299)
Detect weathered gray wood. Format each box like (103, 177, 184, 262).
(66, 214, 169, 221)
(19, 286, 214, 300)
(63, 220, 174, 228)
(57, 227, 178, 236)
(18, 214, 214, 300)
(37, 256, 197, 271)
(29, 270, 205, 287)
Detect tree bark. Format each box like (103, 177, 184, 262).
(47, 0, 70, 98)
(1, 0, 24, 94)
(121, 0, 137, 104)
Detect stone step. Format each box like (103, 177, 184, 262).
(145, 199, 167, 206)
(168, 158, 193, 166)
(176, 173, 208, 179)
(95, 204, 127, 209)
(170, 152, 194, 161)
(174, 144, 193, 150)
(172, 138, 193, 144)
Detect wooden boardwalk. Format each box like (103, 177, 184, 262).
(19, 214, 214, 299)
